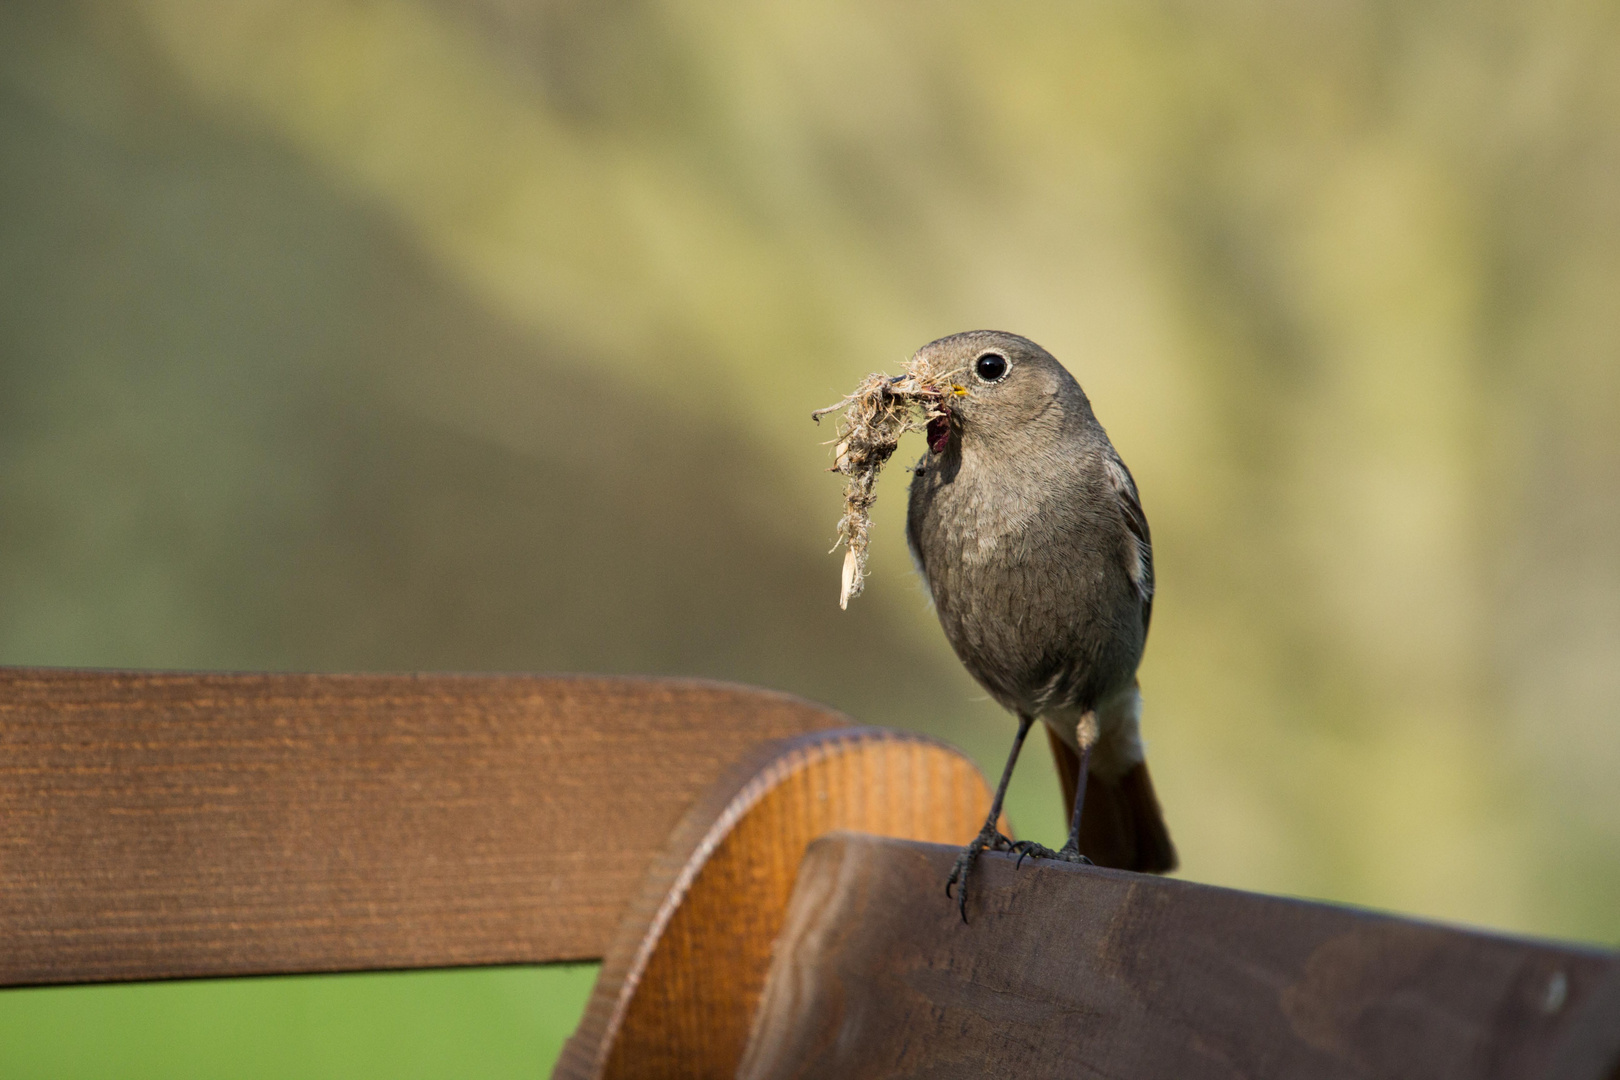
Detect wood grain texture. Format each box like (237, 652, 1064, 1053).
(554, 728, 1004, 1080)
(0, 667, 845, 986)
(740, 833, 1620, 1080)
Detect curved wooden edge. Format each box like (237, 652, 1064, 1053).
(0, 667, 846, 985)
(552, 727, 1007, 1080)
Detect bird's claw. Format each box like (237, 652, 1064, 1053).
(944, 827, 1014, 923)
(1009, 839, 1093, 869)
(1009, 839, 1057, 867)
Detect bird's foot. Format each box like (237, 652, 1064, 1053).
(1009, 839, 1094, 869)
(944, 825, 1014, 923)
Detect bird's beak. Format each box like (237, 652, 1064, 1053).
(951, 384, 968, 396)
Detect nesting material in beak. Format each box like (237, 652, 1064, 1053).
(812, 356, 964, 608)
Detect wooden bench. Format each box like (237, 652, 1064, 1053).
(4, 667, 1618, 1079)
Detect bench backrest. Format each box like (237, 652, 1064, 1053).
(739, 833, 1620, 1080)
(0, 668, 842, 986)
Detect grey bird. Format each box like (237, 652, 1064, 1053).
(905, 330, 1176, 918)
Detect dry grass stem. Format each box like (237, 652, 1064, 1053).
(812, 356, 966, 608)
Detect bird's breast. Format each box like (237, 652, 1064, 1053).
(907, 447, 1144, 715)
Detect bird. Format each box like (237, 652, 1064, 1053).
(904, 330, 1176, 919)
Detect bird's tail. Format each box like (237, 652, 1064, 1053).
(1047, 726, 1177, 874)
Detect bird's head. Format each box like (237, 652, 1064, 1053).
(910, 330, 1087, 453)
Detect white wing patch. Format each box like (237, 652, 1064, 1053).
(1103, 452, 1154, 608)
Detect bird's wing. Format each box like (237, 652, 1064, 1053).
(1102, 450, 1154, 633)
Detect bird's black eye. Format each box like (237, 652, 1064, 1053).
(974, 352, 1009, 382)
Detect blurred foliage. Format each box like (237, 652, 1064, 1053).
(3, 0, 1619, 1075)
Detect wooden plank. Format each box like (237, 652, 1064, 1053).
(740, 833, 1620, 1080)
(554, 728, 1007, 1080)
(0, 668, 844, 986)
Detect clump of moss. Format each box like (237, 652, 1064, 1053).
(812, 356, 966, 608)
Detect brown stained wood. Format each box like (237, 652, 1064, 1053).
(553, 728, 1005, 1080)
(740, 833, 1620, 1080)
(0, 667, 845, 986)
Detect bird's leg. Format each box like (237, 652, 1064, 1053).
(1009, 741, 1095, 867)
(1057, 741, 1093, 859)
(946, 712, 1034, 923)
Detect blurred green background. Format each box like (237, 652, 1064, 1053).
(3, 0, 1618, 1075)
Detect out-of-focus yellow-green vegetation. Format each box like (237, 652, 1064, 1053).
(2, 1, 1617, 1075)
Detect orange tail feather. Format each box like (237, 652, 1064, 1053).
(1046, 725, 1177, 874)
